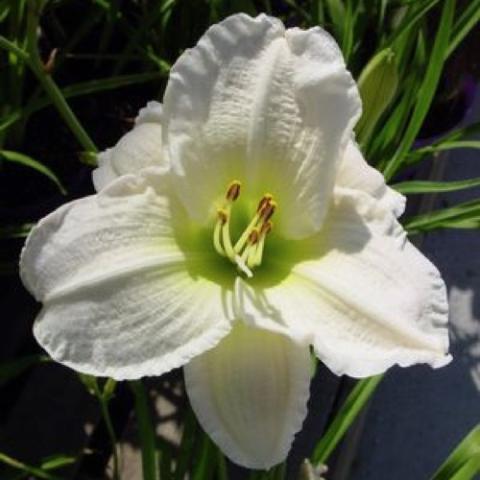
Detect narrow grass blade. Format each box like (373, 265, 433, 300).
(449, 457, 480, 480)
(0, 453, 62, 480)
(216, 449, 228, 480)
(431, 424, 480, 480)
(356, 48, 398, 146)
(405, 199, 480, 234)
(407, 141, 480, 165)
(25, 2, 97, 153)
(157, 437, 173, 480)
(78, 376, 121, 480)
(15, 71, 166, 129)
(40, 455, 76, 471)
(324, 0, 346, 40)
(0, 355, 49, 387)
(0, 150, 66, 194)
(311, 375, 383, 466)
(446, 0, 480, 58)
(0, 36, 31, 64)
(0, 223, 34, 239)
(385, 0, 440, 46)
(340, 0, 354, 62)
(191, 434, 217, 480)
(174, 408, 197, 480)
(406, 126, 480, 164)
(383, 0, 455, 181)
(393, 176, 480, 194)
(130, 380, 158, 480)
(0, 110, 22, 132)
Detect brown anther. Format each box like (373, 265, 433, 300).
(260, 201, 277, 222)
(226, 181, 241, 201)
(217, 209, 228, 225)
(257, 194, 273, 212)
(260, 221, 273, 235)
(248, 229, 260, 245)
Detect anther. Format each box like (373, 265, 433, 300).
(260, 201, 277, 222)
(260, 221, 273, 235)
(248, 229, 259, 245)
(226, 181, 241, 202)
(257, 194, 273, 212)
(217, 209, 228, 224)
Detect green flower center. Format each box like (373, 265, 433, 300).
(212, 180, 276, 277)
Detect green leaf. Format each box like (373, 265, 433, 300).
(40, 455, 76, 471)
(406, 125, 480, 164)
(0, 150, 66, 194)
(386, 0, 440, 46)
(340, 0, 354, 62)
(393, 176, 480, 194)
(0, 110, 22, 132)
(431, 424, 480, 480)
(0, 355, 49, 387)
(9, 71, 167, 127)
(103, 378, 117, 401)
(191, 434, 217, 480)
(447, 0, 480, 58)
(324, 0, 346, 40)
(356, 48, 399, 146)
(311, 374, 383, 466)
(412, 140, 480, 158)
(0, 35, 31, 64)
(130, 380, 158, 480)
(216, 449, 228, 480)
(174, 408, 197, 480)
(0, 223, 34, 239)
(383, 0, 455, 181)
(77, 373, 98, 396)
(0, 452, 62, 480)
(449, 457, 480, 480)
(158, 436, 173, 480)
(405, 199, 480, 234)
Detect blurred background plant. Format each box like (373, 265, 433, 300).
(0, 0, 479, 479)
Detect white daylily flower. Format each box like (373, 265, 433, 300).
(20, 14, 451, 470)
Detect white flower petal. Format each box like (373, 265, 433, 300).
(184, 321, 311, 469)
(163, 13, 361, 238)
(93, 104, 165, 192)
(336, 140, 405, 217)
(240, 188, 450, 377)
(20, 171, 232, 380)
(135, 100, 164, 125)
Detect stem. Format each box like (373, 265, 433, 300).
(273, 463, 286, 480)
(130, 380, 158, 480)
(93, 382, 121, 480)
(216, 450, 228, 480)
(25, 1, 97, 152)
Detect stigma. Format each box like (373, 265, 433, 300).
(213, 180, 275, 277)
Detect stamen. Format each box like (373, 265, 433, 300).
(212, 181, 277, 276)
(233, 211, 261, 253)
(260, 200, 277, 222)
(221, 206, 236, 259)
(226, 180, 241, 202)
(237, 228, 259, 274)
(248, 229, 259, 245)
(250, 221, 272, 267)
(257, 194, 273, 212)
(213, 209, 228, 256)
